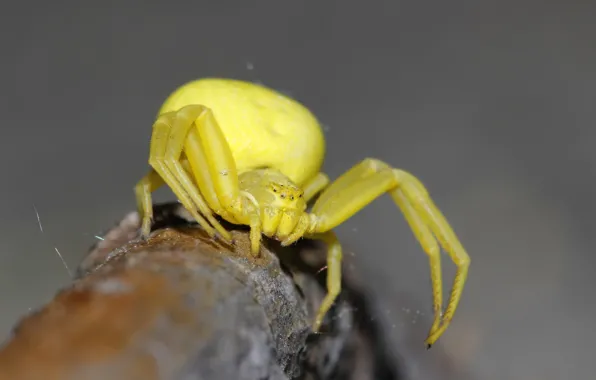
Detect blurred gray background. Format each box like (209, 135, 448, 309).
(1, 0, 594, 379)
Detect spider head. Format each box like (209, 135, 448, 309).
(258, 179, 308, 239)
(239, 169, 309, 239)
(269, 183, 305, 209)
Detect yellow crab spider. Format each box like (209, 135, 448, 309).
(134, 78, 470, 348)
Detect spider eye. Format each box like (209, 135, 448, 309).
(273, 188, 277, 193)
(290, 196, 294, 200)
(281, 194, 285, 199)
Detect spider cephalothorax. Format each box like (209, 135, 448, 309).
(134, 78, 470, 348)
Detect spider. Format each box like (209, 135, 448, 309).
(134, 78, 470, 348)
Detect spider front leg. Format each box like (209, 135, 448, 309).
(173, 105, 263, 255)
(302, 172, 331, 202)
(135, 111, 231, 241)
(308, 158, 470, 348)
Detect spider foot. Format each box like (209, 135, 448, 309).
(312, 318, 324, 333)
(140, 217, 153, 239)
(424, 317, 451, 348)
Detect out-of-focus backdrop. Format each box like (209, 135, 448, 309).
(1, 1, 593, 379)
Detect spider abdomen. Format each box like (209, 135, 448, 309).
(158, 78, 326, 185)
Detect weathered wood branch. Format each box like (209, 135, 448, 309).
(0, 202, 400, 380)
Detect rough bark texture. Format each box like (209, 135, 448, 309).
(0, 203, 400, 380)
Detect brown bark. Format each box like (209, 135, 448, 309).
(0, 203, 400, 380)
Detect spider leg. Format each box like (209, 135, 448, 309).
(136, 112, 217, 239)
(309, 158, 470, 347)
(248, 205, 262, 256)
(306, 231, 342, 332)
(275, 173, 329, 246)
(135, 158, 201, 236)
(134, 168, 164, 237)
(160, 106, 234, 242)
(396, 168, 470, 348)
(179, 105, 260, 252)
(310, 158, 378, 207)
(302, 172, 330, 203)
(392, 188, 443, 341)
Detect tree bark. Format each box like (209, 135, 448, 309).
(0, 202, 400, 380)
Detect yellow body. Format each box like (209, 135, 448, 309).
(134, 78, 470, 348)
(158, 78, 325, 186)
